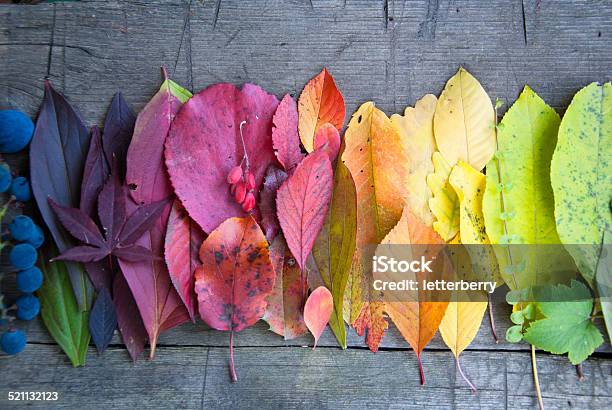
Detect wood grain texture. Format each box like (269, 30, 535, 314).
(0, 0, 610, 408)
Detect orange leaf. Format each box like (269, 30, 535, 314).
(298, 68, 345, 152)
(353, 301, 388, 352)
(379, 208, 449, 384)
(304, 286, 333, 348)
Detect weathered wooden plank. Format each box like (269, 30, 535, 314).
(0, 344, 609, 409)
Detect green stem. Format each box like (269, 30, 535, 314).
(531, 344, 545, 410)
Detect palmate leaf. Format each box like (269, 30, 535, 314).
(483, 86, 575, 290)
(551, 82, 612, 285)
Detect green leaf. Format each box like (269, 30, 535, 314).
(551, 82, 612, 285)
(523, 281, 603, 364)
(162, 78, 192, 104)
(309, 157, 357, 349)
(483, 86, 575, 290)
(595, 230, 612, 342)
(506, 325, 523, 343)
(38, 245, 90, 367)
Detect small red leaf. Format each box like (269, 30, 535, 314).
(313, 123, 341, 162)
(195, 216, 275, 381)
(276, 149, 333, 270)
(304, 286, 333, 348)
(258, 165, 288, 242)
(165, 200, 205, 322)
(272, 94, 304, 173)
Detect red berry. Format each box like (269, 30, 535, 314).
(242, 192, 255, 212)
(234, 182, 247, 203)
(227, 166, 243, 184)
(245, 171, 256, 190)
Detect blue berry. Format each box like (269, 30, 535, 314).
(9, 243, 37, 270)
(8, 215, 35, 242)
(15, 295, 40, 321)
(0, 164, 11, 193)
(16, 267, 43, 293)
(0, 110, 34, 154)
(24, 225, 44, 249)
(9, 176, 31, 202)
(0, 329, 26, 355)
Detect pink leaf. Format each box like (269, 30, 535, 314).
(276, 149, 333, 270)
(165, 83, 279, 233)
(304, 286, 333, 348)
(165, 200, 205, 322)
(313, 123, 341, 162)
(272, 94, 304, 173)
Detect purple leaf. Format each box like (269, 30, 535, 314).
(103, 92, 136, 179)
(112, 245, 155, 263)
(97, 171, 126, 247)
(53, 245, 110, 263)
(30, 80, 93, 309)
(48, 198, 106, 248)
(89, 287, 117, 354)
(118, 198, 170, 245)
(80, 126, 109, 217)
(259, 165, 288, 242)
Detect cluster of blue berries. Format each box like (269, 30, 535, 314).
(0, 109, 40, 356)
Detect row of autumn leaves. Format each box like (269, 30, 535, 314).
(30, 67, 608, 385)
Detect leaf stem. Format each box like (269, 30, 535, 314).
(487, 293, 499, 343)
(456, 357, 477, 393)
(417, 353, 425, 385)
(229, 330, 238, 382)
(575, 364, 584, 381)
(239, 121, 250, 170)
(531, 344, 545, 410)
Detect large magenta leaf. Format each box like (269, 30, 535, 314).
(276, 149, 333, 270)
(120, 74, 191, 356)
(165, 83, 279, 233)
(165, 200, 205, 322)
(30, 80, 93, 309)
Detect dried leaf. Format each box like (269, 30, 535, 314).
(165, 200, 206, 322)
(433, 67, 496, 171)
(195, 216, 275, 381)
(263, 236, 308, 339)
(258, 165, 288, 242)
(30, 80, 93, 309)
(166, 83, 279, 233)
(391, 94, 437, 225)
(277, 149, 333, 270)
(304, 286, 333, 348)
(272, 94, 304, 173)
(298, 68, 345, 152)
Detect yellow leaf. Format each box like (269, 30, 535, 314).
(427, 152, 459, 241)
(434, 67, 496, 171)
(391, 94, 437, 226)
(341, 101, 408, 351)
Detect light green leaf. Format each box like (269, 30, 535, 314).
(523, 281, 603, 364)
(162, 78, 192, 103)
(551, 82, 612, 285)
(595, 230, 612, 342)
(38, 245, 90, 367)
(310, 157, 357, 349)
(483, 86, 575, 290)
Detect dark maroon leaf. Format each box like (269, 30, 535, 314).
(97, 171, 126, 247)
(80, 126, 109, 217)
(53, 246, 110, 263)
(118, 198, 170, 245)
(113, 272, 147, 361)
(30, 80, 93, 309)
(103, 92, 136, 179)
(89, 287, 117, 354)
(48, 198, 106, 248)
(259, 165, 288, 242)
(112, 245, 154, 262)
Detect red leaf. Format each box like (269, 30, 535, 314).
(354, 301, 388, 352)
(272, 94, 304, 173)
(258, 165, 288, 242)
(195, 216, 275, 381)
(165, 200, 205, 322)
(120, 74, 191, 357)
(304, 286, 333, 348)
(165, 83, 279, 233)
(276, 149, 333, 270)
(262, 236, 308, 339)
(313, 123, 341, 162)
